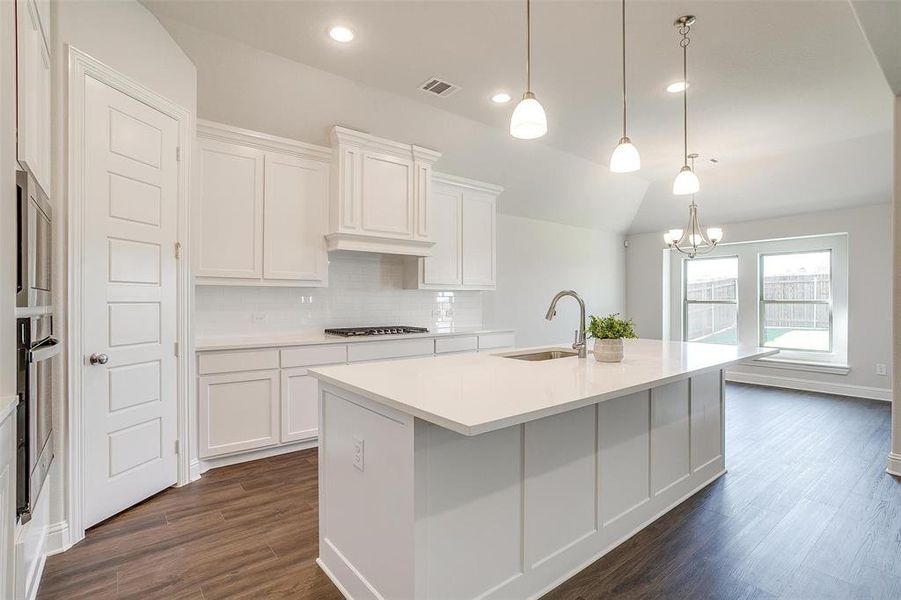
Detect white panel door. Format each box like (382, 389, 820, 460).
(461, 191, 496, 287)
(82, 76, 178, 528)
(423, 183, 462, 286)
(360, 152, 413, 237)
(198, 370, 279, 458)
(196, 138, 264, 279)
(263, 153, 328, 282)
(281, 367, 321, 443)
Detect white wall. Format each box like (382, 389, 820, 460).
(483, 215, 625, 347)
(49, 0, 197, 543)
(891, 96, 900, 472)
(626, 203, 893, 397)
(195, 253, 483, 339)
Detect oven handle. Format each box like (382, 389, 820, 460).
(28, 338, 61, 363)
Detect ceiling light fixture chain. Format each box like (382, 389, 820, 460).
(679, 19, 690, 167)
(672, 15, 699, 195)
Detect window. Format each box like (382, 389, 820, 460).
(683, 256, 738, 345)
(759, 250, 832, 352)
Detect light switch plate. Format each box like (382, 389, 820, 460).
(876, 363, 887, 376)
(352, 437, 364, 472)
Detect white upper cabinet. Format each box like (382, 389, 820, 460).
(328, 127, 441, 256)
(423, 182, 463, 287)
(461, 189, 497, 288)
(405, 173, 501, 290)
(263, 154, 328, 282)
(196, 138, 264, 280)
(16, 0, 51, 194)
(195, 121, 330, 286)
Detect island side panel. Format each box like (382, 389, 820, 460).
(413, 369, 727, 600)
(317, 384, 416, 600)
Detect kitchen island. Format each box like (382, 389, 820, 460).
(309, 339, 776, 600)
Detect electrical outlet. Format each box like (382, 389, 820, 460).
(352, 437, 364, 472)
(876, 363, 888, 376)
(251, 312, 268, 323)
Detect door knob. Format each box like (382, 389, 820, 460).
(89, 353, 109, 365)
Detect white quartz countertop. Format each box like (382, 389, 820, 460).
(194, 328, 515, 352)
(309, 339, 778, 436)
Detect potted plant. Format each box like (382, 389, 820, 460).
(586, 313, 637, 362)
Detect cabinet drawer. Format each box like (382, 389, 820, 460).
(347, 338, 435, 363)
(198, 349, 279, 375)
(435, 335, 478, 354)
(281, 345, 347, 369)
(478, 332, 516, 350)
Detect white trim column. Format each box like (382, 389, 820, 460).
(889, 95, 901, 476)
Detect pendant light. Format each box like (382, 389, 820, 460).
(510, 0, 547, 139)
(672, 15, 699, 195)
(609, 0, 640, 173)
(664, 154, 723, 258)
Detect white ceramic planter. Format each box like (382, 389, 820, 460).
(594, 338, 624, 362)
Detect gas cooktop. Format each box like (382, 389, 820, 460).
(324, 326, 429, 337)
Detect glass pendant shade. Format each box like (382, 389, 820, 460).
(707, 227, 723, 243)
(609, 137, 640, 173)
(673, 166, 700, 195)
(510, 92, 547, 140)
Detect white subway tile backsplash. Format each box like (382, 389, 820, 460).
(194, 254, 483, 337)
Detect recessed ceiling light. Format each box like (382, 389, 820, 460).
(491, 92, 512, 104)
(329, 26, 355, 43)
(666, 81, 689, 93)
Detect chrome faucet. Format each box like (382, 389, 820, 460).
(545, 290, 587, 358)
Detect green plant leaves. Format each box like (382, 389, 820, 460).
(586, 313, 638, 340)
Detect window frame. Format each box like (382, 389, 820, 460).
(757, 249, 833, 354)
(682, 254, 740, 345)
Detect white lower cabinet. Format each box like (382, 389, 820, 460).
(198, 370, 280, 458)
(281, 368, 320, 443)
(196, 332, 513, 462)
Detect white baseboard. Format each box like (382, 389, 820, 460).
(888, 453, 901, 477)
(189, 459, 202, 482)
(45, 521, 72, 557)
(197, 439, 318, 475)
(726, 371, 892, 402)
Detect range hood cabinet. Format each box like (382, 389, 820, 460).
(327, 126, 441, 257)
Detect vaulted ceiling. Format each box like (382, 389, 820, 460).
(144, 0, 895, 234)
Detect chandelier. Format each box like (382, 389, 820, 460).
(664, 154, 723, 258)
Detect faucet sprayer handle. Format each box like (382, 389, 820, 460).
(573, 330, 580, 346)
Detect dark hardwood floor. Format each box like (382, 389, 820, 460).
(39, 383, 899, 599)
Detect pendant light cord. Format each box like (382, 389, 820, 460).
(621, 0, 627, 138)
(526, 0, 531, 92)
(679, 21, 691, 167)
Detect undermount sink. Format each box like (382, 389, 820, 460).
(502, 348, 580, 361)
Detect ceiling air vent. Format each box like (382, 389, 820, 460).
(419, 77, 461, 98)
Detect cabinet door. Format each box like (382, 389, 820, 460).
(281, 368, 322, 443)
(198, 370, 279, 458)
(360, 151, 413, 237)
(462, 191, 496, 287)
(423, 183, 462, 286)
(196, 139, 264, 279)
(263, 153, 328, 282)
(16, 0, 51, 193)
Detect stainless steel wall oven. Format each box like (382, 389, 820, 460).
(15, 170, 56, 524)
